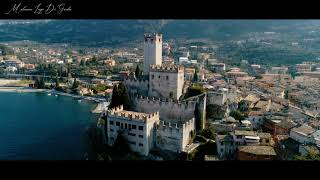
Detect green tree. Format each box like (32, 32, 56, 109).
(255, 74, 262, 79)
(109, 82, 131, 110)
(169, 92, 174, 99)
(194, 102, 202, 132)
(109, 84, 120, 109)
(72, 77, 79, 89)
(91, 56, 98, 66)
(135, 65, 142, 79)
(284, 90, 289, 99)
(229, 110, 244, 121)
(117, 82, 130, 110)
(200, 128, 215, 140)
(311, 66, 317, 72)
(193, 70, 199, 82)
(35, 77, 45, 89)
(184, 84, 206, 99)
(80, 59, 85, 66)
(55, 75, 59, 88)
(113, 132, 131, 157)
(206, 104, 225, 120)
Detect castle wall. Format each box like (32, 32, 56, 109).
(155, 118, 195, 153)
(134, 96, 196, 124)
(124, 78, 149, 96)
(207, 91, 227, 106)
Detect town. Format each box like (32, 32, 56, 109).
(1, 32, 320, 161)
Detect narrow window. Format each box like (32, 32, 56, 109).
(116, 122, 120, 126)
(132, 125, 136, 129)
(139, 126, 143, 131)
(110, 121, 114, 125)
(139, 143, 143, 147)
(139, 135, 143, 138)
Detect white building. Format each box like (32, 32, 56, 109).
(4, 59, 24, 68)
(210, 63, 226, 72)
(106, 105, 160, 156)
(143, 33, 162, 75)
(179, 57, 189, 65)
(106, 105, 196, 156)
(296, 64, 311, 72)
(232, 130, 260, 146)
(290, 125, 316, 144)
(5, 66, 17, 73)
(182, 51, 190, 58)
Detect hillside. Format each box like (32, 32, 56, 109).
(0, 20, 317, 46)
(1, 20, 320, 65)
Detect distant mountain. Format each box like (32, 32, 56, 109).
(0, 20, 319, 46)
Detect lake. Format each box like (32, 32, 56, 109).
(0, 92, 99, 160)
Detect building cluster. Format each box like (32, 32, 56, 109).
(103, 33, 205, 157)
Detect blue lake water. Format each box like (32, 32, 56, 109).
(0, 92, 99, 160)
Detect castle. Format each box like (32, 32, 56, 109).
(105, 105, 195, 156)
(105, 33, 206, 156)
(125, 33, 184, 100)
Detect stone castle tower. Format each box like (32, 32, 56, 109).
(143, 33, 162, 75)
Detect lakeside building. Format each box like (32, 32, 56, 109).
(4, 59, 24, 68)
(106, 105, 195, 156)
(106, 105, 160, 156)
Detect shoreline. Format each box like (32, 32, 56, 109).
(0, 86, 109, 114)
(0, 86, 49, 93)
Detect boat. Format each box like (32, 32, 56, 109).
(47, 93, 51, 96)
(55, 94, 58, 97)
(78, 99, 82, 103)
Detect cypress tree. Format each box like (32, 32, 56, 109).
(193, 70, 198, 82)
(109, 84, 119, 109)
(135, 65, 141, 79)
(72, 77, 79, 89)
(194, 102, 202, 132)
(109, 82, 130, 110)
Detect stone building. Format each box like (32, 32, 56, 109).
(207, 88, 228, 106)
(105, 105, 195, 156)
(237, 146, 276, 160)
(149, 65, 184, 100)
(106, 105, 160, 156)
(143, 33, 162, 75)
(156, 118, 195, 153)
(134, 96, 196, 124)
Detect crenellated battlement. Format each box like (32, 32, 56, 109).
(136, 95, 196, 110)
(107, 105, 159, 123)
(124, 78, 149, 83)
(144, 33, 162, 42)
(157, 118, 195, 132)
(150, 64, 184, 73)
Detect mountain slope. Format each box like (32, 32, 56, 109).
(0, 20, 318, 46)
